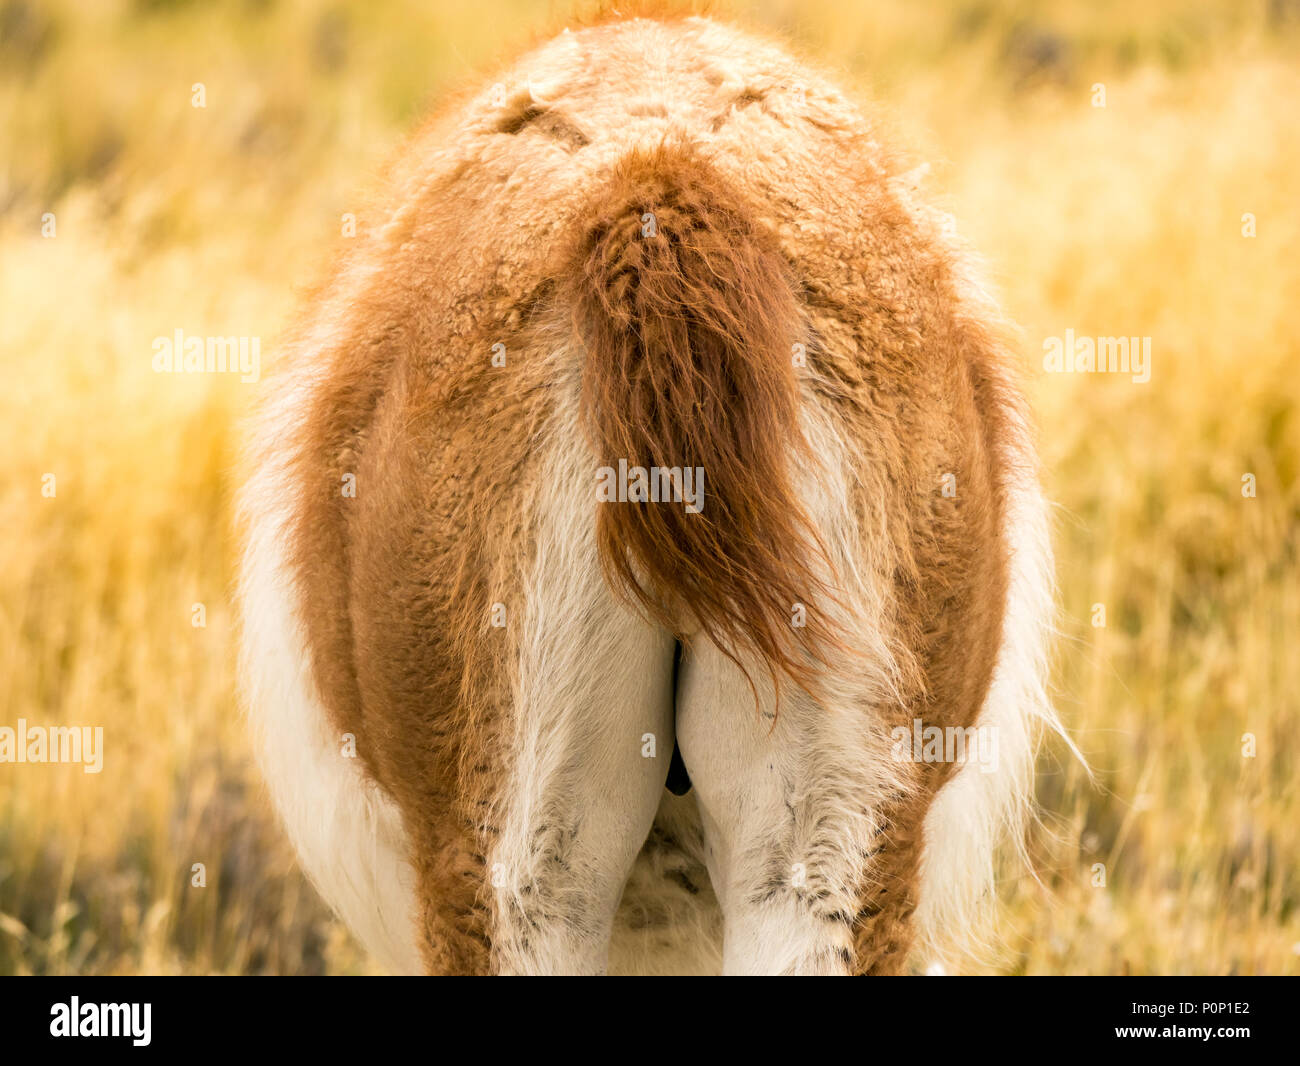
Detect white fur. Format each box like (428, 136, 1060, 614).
(486, 368, 678, 974)
(237, 344, 423, 976)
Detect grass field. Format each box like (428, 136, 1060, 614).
(1, 0, 1297, 975)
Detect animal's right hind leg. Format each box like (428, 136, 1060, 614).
(674, 641, 913, 975)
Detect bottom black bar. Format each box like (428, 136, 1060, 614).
(0, 976, 1291, 1054)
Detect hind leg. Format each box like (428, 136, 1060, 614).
(675, 638, 919, 975)
(485, 462, 678, 974)
(488, 594, 676, 975)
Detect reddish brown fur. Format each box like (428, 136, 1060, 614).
(569, 143, 839, 696)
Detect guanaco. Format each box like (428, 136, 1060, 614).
(238, 8, 1062, 975)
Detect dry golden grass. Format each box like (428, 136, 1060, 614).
(1, 0, 1296, 974)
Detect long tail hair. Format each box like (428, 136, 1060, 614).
(567, 142, 838, 693)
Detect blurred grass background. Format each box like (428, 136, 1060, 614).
(1, 0, 1297, 974)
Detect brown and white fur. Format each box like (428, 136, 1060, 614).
(237, 9, 1062, 976)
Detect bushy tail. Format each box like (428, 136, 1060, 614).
(567, 143, 835, 691)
